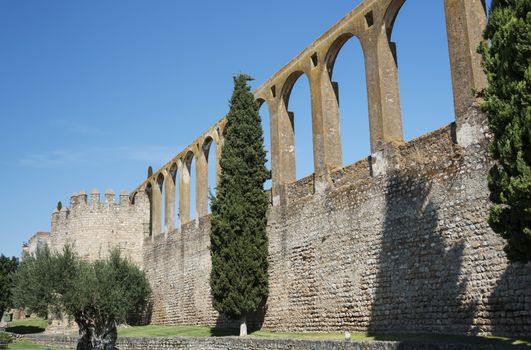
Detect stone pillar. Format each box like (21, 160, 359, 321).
(309, 64, 343, 175)
(444, 0, 487, 129)
(363, 30, 404, 152)
(196, 149, 209, 218)
(268, 96, 295, 206)
(152, 179, 162, 236)
(164, 173, 175, 233)
(179, 158, 191, 225)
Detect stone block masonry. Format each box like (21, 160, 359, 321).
(50, 188, 150, 267)
(143, 119, 530, 337)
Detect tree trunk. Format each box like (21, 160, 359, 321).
(76, 318, 117, 350)
(239, 315, 247, 336)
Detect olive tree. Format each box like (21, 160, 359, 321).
(12, 245, 151, 350)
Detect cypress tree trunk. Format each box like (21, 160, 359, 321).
(239, 315, 247, 337)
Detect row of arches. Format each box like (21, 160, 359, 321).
(141, 133, 220, 237)
(134, 0, 487, 233)
(254, 0, 487, 194)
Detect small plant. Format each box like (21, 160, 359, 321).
(56, 201, 62, 211)
(147, 166, 153, 178)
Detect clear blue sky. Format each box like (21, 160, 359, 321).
(0, 0, 491, 258)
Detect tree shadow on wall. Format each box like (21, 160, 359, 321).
(127, 299, 153, 326)
(487, 262, 531, 337)
(367, 171, 477, 335)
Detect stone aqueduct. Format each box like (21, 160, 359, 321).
(40, 0, 530, 337)
(132, 0, 487, 233)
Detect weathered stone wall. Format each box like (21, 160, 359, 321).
(22, 231, 50, 256)
(50, 189, 150, 267)
(25, 334, 526, 350)
(143, 114, 530, 337)
(143, 216, 220, 326)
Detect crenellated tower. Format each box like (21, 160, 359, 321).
(49, 188, 150, 267)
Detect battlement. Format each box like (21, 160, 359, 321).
(63, 188, 132, 211)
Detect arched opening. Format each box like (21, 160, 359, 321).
(145, 182, 153, 237)
(386, 0, 454, 140)
(156, 173, 165, 235)
(203, 137, 216, 213)
(168, 163, 178, 231)
(130, 192, 137, 205)
(185, 152, 197, 222)
(258, 100, 272, 190)
(282, 72, 314, 180)
(326, 34, 370, 165)
(171, 163, 180, 229)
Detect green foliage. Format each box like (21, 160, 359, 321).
(11, 246, 151, 350)
(11, 246, 75, 319)
(147, 166, 153, 178)
(209, 74, 270, 321)
(0, 255, 18, 320)
(56, 201, 62, 211)
(478, 0, 531, 262)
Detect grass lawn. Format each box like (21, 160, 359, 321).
(118, 324, 531, 347)
(7, 319, 530, 348)
(7, 339, 68, 350)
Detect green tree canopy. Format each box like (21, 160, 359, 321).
(209, 74, 270, 336)
(0, 255, 18, 320)
(479, 0, 531, 262)
(11, 246, 151, 350)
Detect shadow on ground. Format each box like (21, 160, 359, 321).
(6, 325, 45, 334)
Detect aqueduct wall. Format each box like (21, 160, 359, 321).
(44, 0, 530, 337)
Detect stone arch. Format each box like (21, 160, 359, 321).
(325, 33, 356, 79)
(384, 0, 450, 142)
(163, 163, 177, 233)
(202, 136, 214, 161)
(383, 0, 406, 43)
(130, 191, 137, 205)
(180, 150, 195, 224)
(281, 70, 306, 111)
(323, 32, 371, 166)
(145, 182, 153, 237)
(257, 98, 272, 190)
(279, 70, 313, 180)
(200, 135, 216, 215)
(381, 0, 487, 142)
(153, 172, 164, 236)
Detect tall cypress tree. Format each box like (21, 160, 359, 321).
(209, 74, 269, 336)
(479, 0, 530, 262)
